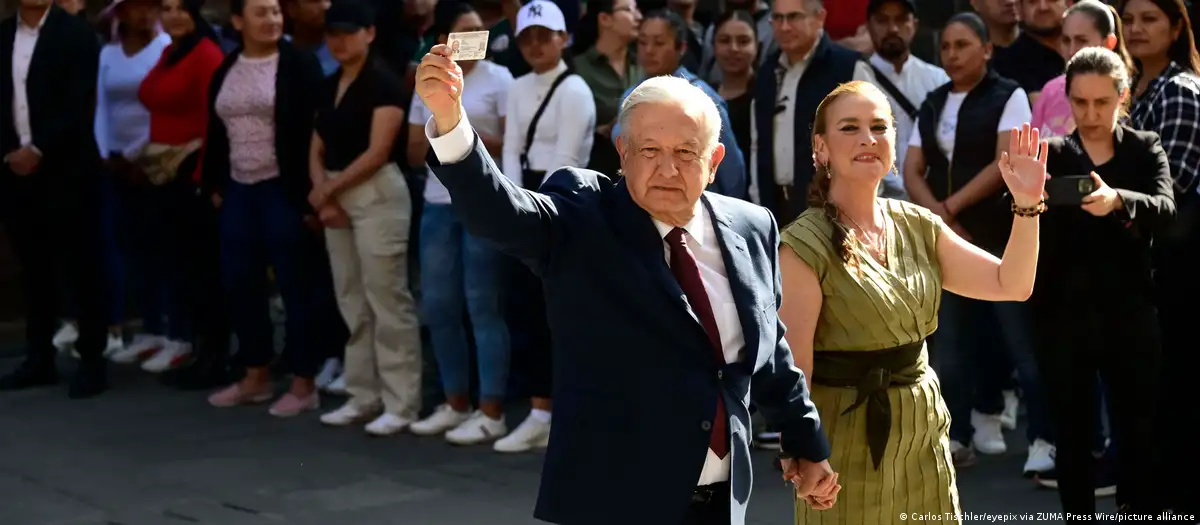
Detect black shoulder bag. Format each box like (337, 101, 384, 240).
(520, 71, 575, 190)
(868, 63, 918, 120)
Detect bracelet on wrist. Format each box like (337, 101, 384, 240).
(1011, 199, 1047, 218)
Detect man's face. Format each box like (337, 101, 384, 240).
(55, 0, 85, 14)
(1021, 0, 1068, 36)
(867, 1, 916, 61)
(970, 0, 1019, 26)
(286, 0, 330, 29)
(771, 0, 825, 56)
(20, 0, 53, 8)
(617, 102, 724, 220)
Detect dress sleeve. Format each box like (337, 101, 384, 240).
(779, 212, 834, 282)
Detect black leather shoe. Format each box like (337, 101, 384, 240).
(68, 362, 108, 399)
(0, 362, 58, 391)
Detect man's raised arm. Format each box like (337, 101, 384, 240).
(419, 45, 559, 267)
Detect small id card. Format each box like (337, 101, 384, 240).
(448, 31, 490, 61)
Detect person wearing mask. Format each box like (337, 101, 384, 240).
(77, 0, 172, 366)
(1033, 45, 1173, 519)
(134, 0, 229, 390)
(307, 0, 420, 436)
(970, 0, 1020, 48)
(750, 0, 874, 223)
(712, 10, 757, 199)
(284, 0, 338, 75)
(780, 80, 1045, 523)
(611, 10, 745, 198)
(407, 1, 517, 444)
(0, 0, 109, 399)
(904, 13, 1045, 468)
(1032, 0, 1134, 139)
(861, 0, 947, 201)
(497, 0, 596, 454)
(202, 0, 327, 418)
(571, 0, 644, 177)
(1120, 0, 1200, 515)
(991, 0, 1070, 102)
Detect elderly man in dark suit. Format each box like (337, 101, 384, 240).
(0, 0, 107, 398)
(415, 44, 840, 525)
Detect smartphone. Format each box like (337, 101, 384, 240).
(1045, 175, 1096, 206)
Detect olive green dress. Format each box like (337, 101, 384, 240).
(782, 199, 961, 524)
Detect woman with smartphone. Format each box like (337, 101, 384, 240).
(1033, 47, 1174, 517)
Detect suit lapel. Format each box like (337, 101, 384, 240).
(611, 181, 692, 317)
(703, 195, 761, 371)
(26, 7, 58, 87)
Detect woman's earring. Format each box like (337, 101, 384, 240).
(824, 164, 832, 178)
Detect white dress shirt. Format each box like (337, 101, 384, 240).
(864, 53, 949, 170)
(12, 7, 51, 151)
(501, 60, 596, 186)
(425, 114, 746, 486)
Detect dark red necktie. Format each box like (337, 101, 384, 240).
(664, 227, 728, 459)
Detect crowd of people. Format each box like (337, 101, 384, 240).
(0, 0, 1197, 521)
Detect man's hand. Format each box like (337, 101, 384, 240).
(318, 203, 350, 229)
(781, 457, 840, 508)
(6, 147, 41, 176)
(416, 44, 465, 136)
(308, 181, 336, 209)
(211, 193, 223, 209)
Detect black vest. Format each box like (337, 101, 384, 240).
(754, 34, 860, 224)
(917, 70, 1018, 254)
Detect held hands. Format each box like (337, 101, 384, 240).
(5, 146, 40, 176)
(781, 457, 841, 510)
(416, 45, 466, 135)
(1081, 171, 1123, 217)
(318, 203, 350, 229)
(998, 124, 1050, 208)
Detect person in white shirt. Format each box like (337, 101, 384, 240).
(860, 0, 948, 200)
(495, 0, 596, 454)
(405, 2, 518, 446)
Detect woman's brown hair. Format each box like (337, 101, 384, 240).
(806, 80, 893, 270)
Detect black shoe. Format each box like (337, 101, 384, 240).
(67, 362, 108, 399)
(0, 362, 59, 391)
(169, 354, 231, 391)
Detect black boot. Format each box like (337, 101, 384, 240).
(68, 360, 108, 399)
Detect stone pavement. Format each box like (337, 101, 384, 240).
(0, 361, 1113, 525)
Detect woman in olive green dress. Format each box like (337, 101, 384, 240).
(779, 81, 1048, 521)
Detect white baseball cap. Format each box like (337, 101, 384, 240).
(516, 0, 567, 36)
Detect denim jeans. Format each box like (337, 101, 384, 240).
(122, 179, 193, 340)
(933, 292, 1052, 445)
(419, 204, 511, 400)
(219, 178, 321, 378)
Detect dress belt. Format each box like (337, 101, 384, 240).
(810, 340, 926, 470)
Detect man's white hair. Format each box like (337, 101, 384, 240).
(618, 76, 722, 155)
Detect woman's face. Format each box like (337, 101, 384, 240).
(438, 11, 485, 74)
(1069, 73, 1126, 136)
(636, 18, 680, 76)
(1060, 12, 1111, 60)
(233, 0, 284, 46)
(714, 18, 756, 77)
(601, 0, 642, 43)
(117, 0, 162, 34)
(939, 22, 991, 86)
(813, 91, 895, 186)
(326, 27, 374, 64)
(161, 0, 196, 39)
(1122, 0, 1181, 62)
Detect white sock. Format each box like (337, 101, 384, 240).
(530, 408, 551, 423)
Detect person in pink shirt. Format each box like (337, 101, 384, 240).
(1031, 0, 1134, 138)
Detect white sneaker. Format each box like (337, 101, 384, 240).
(53, 323, 79, 351)
(446, 411, 508, 445)
(315, 358, 342, 389)
(103, 334, 124, 359)
(141, 341, 193, 373)
(110, 334, 166, 364)
(410, 404, 471, 436)
(365, 413, 412, 436)
(971, 410, 1007, 455)
(325, 374, 347, 395)
(492, 413, 550, 453)
(1023, 439, 1055, 475)
(320, 403, 376, 426)
(1000, 390, 1020, 430)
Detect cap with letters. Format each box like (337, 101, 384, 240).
(516, 0, 567, 36)
(325, 0, 376, 33)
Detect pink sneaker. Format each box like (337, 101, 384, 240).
(208, 384, 274, 408)
(268, 392, 320, 418)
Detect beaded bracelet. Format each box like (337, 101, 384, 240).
(1011, 199, 1047, 218)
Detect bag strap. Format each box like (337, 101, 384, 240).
(868, 63, 918, 119)
(521, 70, 575, 171)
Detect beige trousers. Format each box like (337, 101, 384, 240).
(324, 163, 421, 419)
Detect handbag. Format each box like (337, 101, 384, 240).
(134, 139, 203, 186)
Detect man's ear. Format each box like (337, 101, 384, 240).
(707, 143, 725, 184)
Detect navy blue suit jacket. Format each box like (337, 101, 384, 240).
(426, 119, 830, 525)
